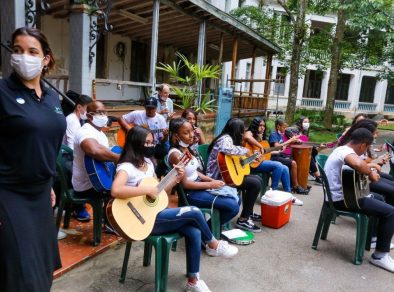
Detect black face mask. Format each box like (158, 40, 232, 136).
(143, 146, 155, 158)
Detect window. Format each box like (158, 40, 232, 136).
(238, 0, 246, 8)
(245, 62, 251, 91)
(335, 74, 350, 101)
(303, 70, 323, 99)
(274, 67, 286, 96)
(385, 81, 394, 105)
(359, 76, 376, 103)
(130, 41, 148, 82)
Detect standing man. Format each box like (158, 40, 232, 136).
(156, 83, 174, 122)
(72, 101, 120, 234)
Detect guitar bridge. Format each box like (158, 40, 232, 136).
(127, 202, 145, 224)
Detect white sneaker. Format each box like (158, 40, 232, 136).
(292, 196, 304, 206)
(205, 240, 238, 258)
(370, 254, 394, 272)
(185, 279, 212, 292)
(57, 230, 67, 240)
(370, 241, 394, 250)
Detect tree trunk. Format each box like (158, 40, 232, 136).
(285, 0, 307, 124)
(324, 3, 346, 129)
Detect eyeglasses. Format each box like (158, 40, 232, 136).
(144, 142, 155, 147)
(87, 110, 107, 115)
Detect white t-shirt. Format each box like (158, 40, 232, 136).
(168, 148, 200, 181)
(122, 110, 167, 145)
(63, 112, 81, 150)
(324, 145, 356, 202)
(72, 123, 109, 192)
(116, 159, 155, 187)
(156, 97, 174, 121)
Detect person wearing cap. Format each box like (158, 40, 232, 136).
(118, 97, 169, 170)
(156, 83, 174, 122)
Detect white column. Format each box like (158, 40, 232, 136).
(320, 70, 329, 106)
(375, 79, 387, 112)
(149, 0, 160, 93)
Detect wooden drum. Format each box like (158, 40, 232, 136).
(291, 144, 312, 189)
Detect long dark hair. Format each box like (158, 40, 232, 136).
(181, 108, 199, 127)
(169, 117, 190, 148)
(208, 118, 245, 153)
(119, 126, 152, 167)
(295, 116, 308, 135)
(247, 117, 266, 140)
(11, 27, 55, 75)
(338, 119, 377, 146)
(351, 113, 367, 126)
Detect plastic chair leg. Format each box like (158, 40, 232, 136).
(92, 200, 103, 246)
(312, 204, 328, 249)
(321, 211, 334, 240)
(161, 234, 182, 291)
(143, 241, 153, 266)
(56, 200, 66, 231)
(210, 209, 221, 239)
(63, 202, 73, 229)
(354, 215, 369, 265)
(119, 241, 132, 283)
(365, 216, 375, 252)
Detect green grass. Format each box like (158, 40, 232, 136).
(378, 124, 394, 131)
(308, 130, 338, 143)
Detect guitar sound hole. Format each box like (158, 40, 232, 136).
(146, 196, 156, 203)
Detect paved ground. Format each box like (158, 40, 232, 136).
(53, 132, 394, 292)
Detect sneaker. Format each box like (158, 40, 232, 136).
(315, 176, 323, 185)
(370, 241, 394, 250)
(292, 196, 304, 206)
(235, 218, 262, 233)
(74, 209, 90, 222)
(57, 230, 67, 240)
(292, 186, 309, 195)
(249, 212, 262, 222)
(205, 240, 238, 258)
(185, 279, 212, 292)
(370, 253, 394, 272)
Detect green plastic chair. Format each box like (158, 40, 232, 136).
(164, 154, 222, 239)
(196, 143, 210, 173)
(56, 144, 105, 246)
(119, 233, 183, 292)
(312, 163, 371, 265)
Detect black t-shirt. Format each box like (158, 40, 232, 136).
(0, 73, 66, 185)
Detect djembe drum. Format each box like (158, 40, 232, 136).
(291, 144, 312, 190)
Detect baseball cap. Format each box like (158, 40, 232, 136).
(145, 96, 158, 108)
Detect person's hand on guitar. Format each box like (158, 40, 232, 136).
(145, 185, 160, 200)
(208, 180, 225, 189)
(368, 168, 380, 182)
(174, 164, 185, 183)
(368, 162, 382, 172)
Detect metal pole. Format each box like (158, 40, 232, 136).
(149, 0, 160, 94)
(197, 20, 206, 106)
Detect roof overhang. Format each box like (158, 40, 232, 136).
(47, 0, 281, 61)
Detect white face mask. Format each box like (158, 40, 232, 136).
(178, 140, 190, 148)
(11, 54, 44, 80)
(302, 122, 310, 131)
(80, 111, 88, 120)
(91, 114, 108, 128)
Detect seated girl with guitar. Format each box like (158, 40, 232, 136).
(268, 119, 309, 194)
(244, 118, 303, 206)
(111, 126, 238, 292)
(206, 118, 263, 233)
(168, 118, 240, 226)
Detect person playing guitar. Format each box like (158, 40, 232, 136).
(325, 128, 394, 273)
(244, 118, 303, 206)
(118, 96, 169, 177)
(72, 101, 120, 234)
(168, 118, 240, 227)
(268, 118, 309, 194)
(206, 118, 263, 233)
(110, 126, 238, 292)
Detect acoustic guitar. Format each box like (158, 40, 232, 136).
(244, 140, 283, 168)
(84, 145, 123, 192)
(341, 165, 370, 209)
(106, 152, 192, 241)
(217, 152, 260, 186)
(117, 123, 166, 147)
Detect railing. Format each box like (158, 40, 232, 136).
(358, 102, 377, 112)
(301, 98, 323, 107)
(383, 104, 394, 113)
(45, 74, 69, 94)
(334, 100, 351, 110)
(303, 49, 330, 60)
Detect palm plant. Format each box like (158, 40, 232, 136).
(156, 52, 221, 113)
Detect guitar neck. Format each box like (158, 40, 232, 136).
(157, 168, 177, 192)
(241, 153, 259, 166)
(264, 146, 283, 153)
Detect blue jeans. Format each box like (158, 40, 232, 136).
(187, 190, 240, 225)
(151, 206, 215, 277)
(254, 160, 291, 192)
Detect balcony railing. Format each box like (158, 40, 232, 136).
(334, 100, 351, 110)
(358, 102, 377, 112)
(383, 104, 394, 113)
(301, 98, 323, 108)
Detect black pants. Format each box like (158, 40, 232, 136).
(370, 176, 394, 206)
(237, 175, 262, 218)
(334, 194, 394, 252)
